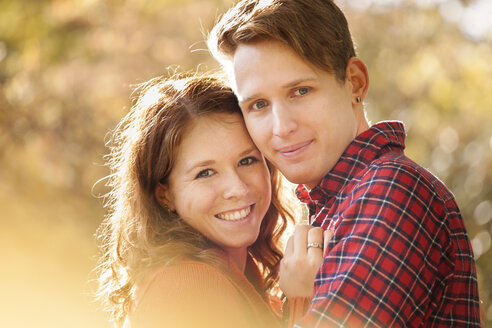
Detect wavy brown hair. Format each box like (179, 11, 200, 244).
(95, 72, 294, 326)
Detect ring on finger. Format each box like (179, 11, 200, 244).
(307, 242, 323, 250)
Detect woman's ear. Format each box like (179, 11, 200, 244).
(154, 183, 175, 211)
(346, 57, 369, 103)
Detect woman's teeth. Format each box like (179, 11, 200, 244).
(216, 206, 251, 221)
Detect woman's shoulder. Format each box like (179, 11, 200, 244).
(134, 259, 234, 304)
(127, 259, 272, 328)
(151, 259, 227, 278)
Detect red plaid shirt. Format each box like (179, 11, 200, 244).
(295, 121, 481, 327)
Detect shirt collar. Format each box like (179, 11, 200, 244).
(296, 121, 406, 203)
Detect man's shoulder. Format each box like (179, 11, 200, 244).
(355, 151, 455, 202)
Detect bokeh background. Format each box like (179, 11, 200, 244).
(1, 0, 491, 327)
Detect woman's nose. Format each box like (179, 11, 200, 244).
(222, 171, 249, 199)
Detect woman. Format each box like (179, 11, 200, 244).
(96, 72, 321, 327)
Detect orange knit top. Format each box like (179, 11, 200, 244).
(125, 254, 311, 328)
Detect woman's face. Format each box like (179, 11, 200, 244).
(160, 112, 271, 256)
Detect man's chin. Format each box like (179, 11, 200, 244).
(283, 171, 319, 187)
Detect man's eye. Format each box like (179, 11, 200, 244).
(195, 169, 214, 179)
(251, 100, 267, 111)
(294, 87, 309, 96)
(239, 156, 259, 166)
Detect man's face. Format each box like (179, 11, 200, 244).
(232, 40, 365, 188)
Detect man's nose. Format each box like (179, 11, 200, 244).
(272, 102, 298, 137)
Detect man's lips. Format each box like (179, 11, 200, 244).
(277, 140, 313, 156)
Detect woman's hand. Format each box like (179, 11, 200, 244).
(279, 225, 333, 298)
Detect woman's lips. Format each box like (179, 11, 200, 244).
(215, 204, 253, 221)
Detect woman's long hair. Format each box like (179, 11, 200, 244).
(95, 72, 294, 325)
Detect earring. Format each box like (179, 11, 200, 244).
(355, 96, 362, 103)
(161, 204, 175, 215)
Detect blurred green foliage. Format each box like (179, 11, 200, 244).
(0, 0, 490, 327)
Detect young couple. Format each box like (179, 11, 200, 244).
(97, 0, 481, 327)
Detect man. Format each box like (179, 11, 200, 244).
(208, 0, 481, 327)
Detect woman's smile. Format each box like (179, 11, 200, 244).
(215, 204, 254, 221)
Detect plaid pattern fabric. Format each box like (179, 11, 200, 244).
(295, 121, 481, 327)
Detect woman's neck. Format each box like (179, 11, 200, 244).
(224, 247, 247, 273)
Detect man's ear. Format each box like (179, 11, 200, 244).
(346, 57, 369, 103)
(154, 183, 175, 211)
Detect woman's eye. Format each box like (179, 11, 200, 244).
(293, 87, 309, 96)
(251, 100, 267, 111)
(195, 169, 214, 179)
(239, 156, 259, 166)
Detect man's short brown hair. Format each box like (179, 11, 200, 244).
(208, 0, 356, 82)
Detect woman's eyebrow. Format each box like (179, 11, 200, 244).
(185, 160, 215, 175)
(238, 147, 257, 157)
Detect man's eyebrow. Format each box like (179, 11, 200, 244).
(238, 77, 317, 105)
(281, 77, 317, 88)
(239, 94, 260, 106)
